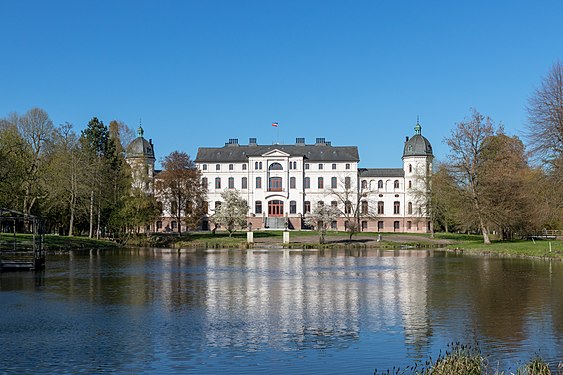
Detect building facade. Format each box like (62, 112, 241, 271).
(194, 122, 433, 233)
(126, 123, 433, 233)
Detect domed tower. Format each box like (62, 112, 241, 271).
(403, 120, 434, 231)
(125, 126, 156, 192)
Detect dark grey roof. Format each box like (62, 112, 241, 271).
(359, 168, 404, 178)
(402, 123, 433, 158)
(195, 143, 359, 163)
(126, 127, 155, 160)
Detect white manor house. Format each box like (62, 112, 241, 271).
(126, 123, 434, 233)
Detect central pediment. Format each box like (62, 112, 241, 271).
(261, 149, 290, 157)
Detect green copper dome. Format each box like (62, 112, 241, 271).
(403, 122, 433, 158)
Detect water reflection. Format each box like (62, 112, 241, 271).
(0, 249, 562, 374)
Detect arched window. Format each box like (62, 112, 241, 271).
(377, 201, 384, 214)
(255, 161, 259, 170)
(394, 180, 399, 189)
(269, 162, 283, 170)
(361, 180, 367, 189)
(394, 201, 400, 214)
(408, 180, 412, 189)
(378, 180, 383, 189)
(259, 161, 263, 169)
(408, 164, 412, 173)
(408, 202, 413, 215)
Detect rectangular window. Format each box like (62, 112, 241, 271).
(242, 164, 247, 170)
(304, 177, 310, 189)
(331, 201, 338, 209)
(229, 164, 234, 171)
(228, 177, 234, 189)
(332, 163, 336, 170)
(216, 164, 220, 171)
(242, 177, 247, 189)
(202, 164, 207, 171)
(345, 177, 351, 189)
(377, 201, 384, 215)
(304, 201, 311, 214)
(256, 177, 262, 189)
(215, 177, 221, 189)
(255, 201, 262, 214)
(331, 221, 337, 229)
(318, 177, 324, 189)
(290, 177, 296, 189)
(394, 201, 400, 215)
(305, 163, 310, 170)
(345, 163, 350, 170)
(318, 163, 323, 170)
(331, 177, 337, 189)
(269, 177, 282, 191)
(378, 221, 384, 231)
(407, 221, 412, 230)
(290, 201, 297, 214)
(361, 221, 368, 230)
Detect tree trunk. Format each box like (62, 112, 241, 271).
(68, 193, 75, 237)
(480, 218, 491, 244)
(96, 202, 101, 240)
(89, 190, 94, 238)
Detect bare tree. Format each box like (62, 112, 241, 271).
(13, 108, 55, 214)
(304, 204, 341, 244)
(444, 109, 498, 244)
(526, 60, 563, 166)
(330, 176, 377, 240)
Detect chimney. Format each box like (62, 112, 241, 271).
(295, 137, 305, 145)
(226, 138, 239, 147)
(315, 137, 326, 145)
(249, 137, 257, 145)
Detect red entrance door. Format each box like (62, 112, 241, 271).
(268, 200, 284, 217)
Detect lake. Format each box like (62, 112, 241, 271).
(0, 248, 561, 374)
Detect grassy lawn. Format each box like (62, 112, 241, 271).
(3, 231, 562, 259)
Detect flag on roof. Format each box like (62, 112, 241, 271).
(272, 122, 278, 127)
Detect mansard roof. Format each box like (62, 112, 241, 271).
(359, 168, 404, 178)
(195, 141, 359, 163)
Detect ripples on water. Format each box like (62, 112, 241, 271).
(0, 248, 562, 374)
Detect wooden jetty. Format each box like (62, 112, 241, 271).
(0, 208, 45, 271)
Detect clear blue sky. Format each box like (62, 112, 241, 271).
(1, 1, 562, 168)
